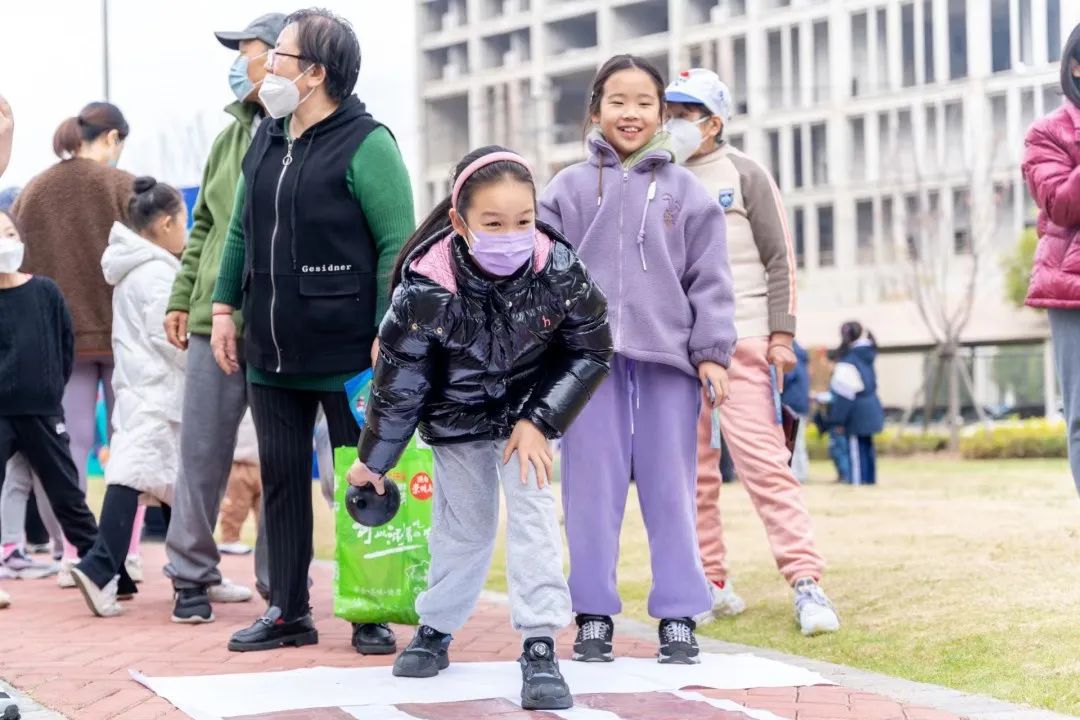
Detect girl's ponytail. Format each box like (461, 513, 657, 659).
(390, 196, 453, 294)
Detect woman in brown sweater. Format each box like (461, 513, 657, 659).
(9, 102, 133, 574)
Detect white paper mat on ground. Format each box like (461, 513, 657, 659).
(132, 653, 833, 720)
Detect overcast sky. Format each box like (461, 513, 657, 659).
(1, 0, 419, 194)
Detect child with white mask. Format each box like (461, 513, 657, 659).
(0, 209, 101, 608)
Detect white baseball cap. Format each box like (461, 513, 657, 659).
(665, 68, 734, 123)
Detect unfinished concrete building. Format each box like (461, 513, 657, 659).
(417, 0, 1074, 416)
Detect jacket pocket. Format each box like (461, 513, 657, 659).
(298, 273, 363, 297)
(1059, 230, 1080, 275)
(297, 273, 373, 335)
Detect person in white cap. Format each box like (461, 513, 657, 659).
(664, 68, 840, 636)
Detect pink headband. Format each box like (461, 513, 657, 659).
(451, 151, 533, 210)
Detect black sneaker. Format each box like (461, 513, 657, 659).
(519, 637, 573, 710)
(352, 622, 397, 655)
(171, 587, 213, 624)
(572, 614, 614, 662)
(228, 606, 318, 652)
(392, 625, 451, 678)
(658, 617, 700, 665)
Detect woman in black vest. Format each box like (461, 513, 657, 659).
(210, 8, 415, 653)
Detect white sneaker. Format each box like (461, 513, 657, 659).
(2, 547, 58, 579)
(217, 542, 253, 556)
(57, 558, 76, 589)
(71, 567, 124, 618)
(207, 578, 253, 603)
(794, 578, 840, 636)
(125, 555, 144, 583)
(0, 588, 10, 608)
(694, 581, 747, 625)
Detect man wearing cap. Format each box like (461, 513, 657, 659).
(162, 12, 287, 624)
(664, 69, 840, 636)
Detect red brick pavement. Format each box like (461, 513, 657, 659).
(0, 544, 965, 720)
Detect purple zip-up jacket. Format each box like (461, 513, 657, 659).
(540, 131, 737, 376)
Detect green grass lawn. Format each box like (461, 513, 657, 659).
(485, 458, 1080, 715)
(89, 456, 1079, 714)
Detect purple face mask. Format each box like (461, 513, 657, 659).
(467, 225, 536, 277)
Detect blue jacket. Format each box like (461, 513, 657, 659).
(781, 342, 810, 416)
(828, 342, 885, 436)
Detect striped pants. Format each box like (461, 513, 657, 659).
(248, 384, 359, 619)
(847, 435, 877, 486)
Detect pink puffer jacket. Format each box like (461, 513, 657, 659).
(1023, 102, 1080, 308)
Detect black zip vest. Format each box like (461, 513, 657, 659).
(241, 95, 383, 375)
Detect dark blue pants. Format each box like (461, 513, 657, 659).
(828, 429, 851, 482)
(847, 435, 876, 486)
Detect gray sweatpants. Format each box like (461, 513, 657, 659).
(417, 440, 571, 641)
(164, 335, 269, 589)
(1, 454, 64, 553)
(1048, 309, 1080, 496)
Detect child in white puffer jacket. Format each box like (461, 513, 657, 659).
(70, 176, 187, 617)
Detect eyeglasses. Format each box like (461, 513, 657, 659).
(267, 49, 313, 66)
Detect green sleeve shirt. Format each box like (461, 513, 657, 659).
(212, 124, 415, 391)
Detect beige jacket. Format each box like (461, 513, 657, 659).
(684, 143, 797, 340)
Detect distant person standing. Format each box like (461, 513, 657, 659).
(783, 342, 811, 483)
(162, 11, 287, 625)
(828, 322, 884, 486)
(10, 102, 134, 585)
(1022, 21, 1080, 496)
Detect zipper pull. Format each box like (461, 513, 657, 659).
(283, 139, 295, 167)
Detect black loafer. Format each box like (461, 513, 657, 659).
(352, 622, 397, 655)
(228, 606, 318, 652)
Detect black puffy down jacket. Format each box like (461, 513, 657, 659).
(358, 223, 612, 475)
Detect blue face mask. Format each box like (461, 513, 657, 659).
(229, 55, 255, 102)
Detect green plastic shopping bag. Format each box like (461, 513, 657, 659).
(333, 439, 434, 625)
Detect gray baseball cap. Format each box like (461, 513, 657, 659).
(215, 13, 288, 50)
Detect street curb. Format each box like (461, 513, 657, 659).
(478, 590, 1078, 720)
(0, 678, 66, 720)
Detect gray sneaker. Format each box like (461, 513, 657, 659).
(2, 548, 58, 580)
(794, 578, 840, 636)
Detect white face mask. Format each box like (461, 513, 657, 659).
(0, 238, 25, 274)
(258, 67, 315, 119)
(665, 117, 709, 164)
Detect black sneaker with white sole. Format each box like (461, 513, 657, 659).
(171, 587, 213, 624)
(657, 617, 700, 665)
(519, 637, 573, 710)
(572, 614, 614, 662)
(392, 625, 451, 677)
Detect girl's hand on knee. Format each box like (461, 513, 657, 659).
(347, 459, 385, 495)
(698, 361, 731, 409)
(504, 420, 553, 489)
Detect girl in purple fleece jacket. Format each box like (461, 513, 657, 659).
(539, 55, 737, 665)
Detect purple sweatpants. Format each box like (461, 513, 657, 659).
(562, 354, 713, 620)
(63, 359, 115, 490)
